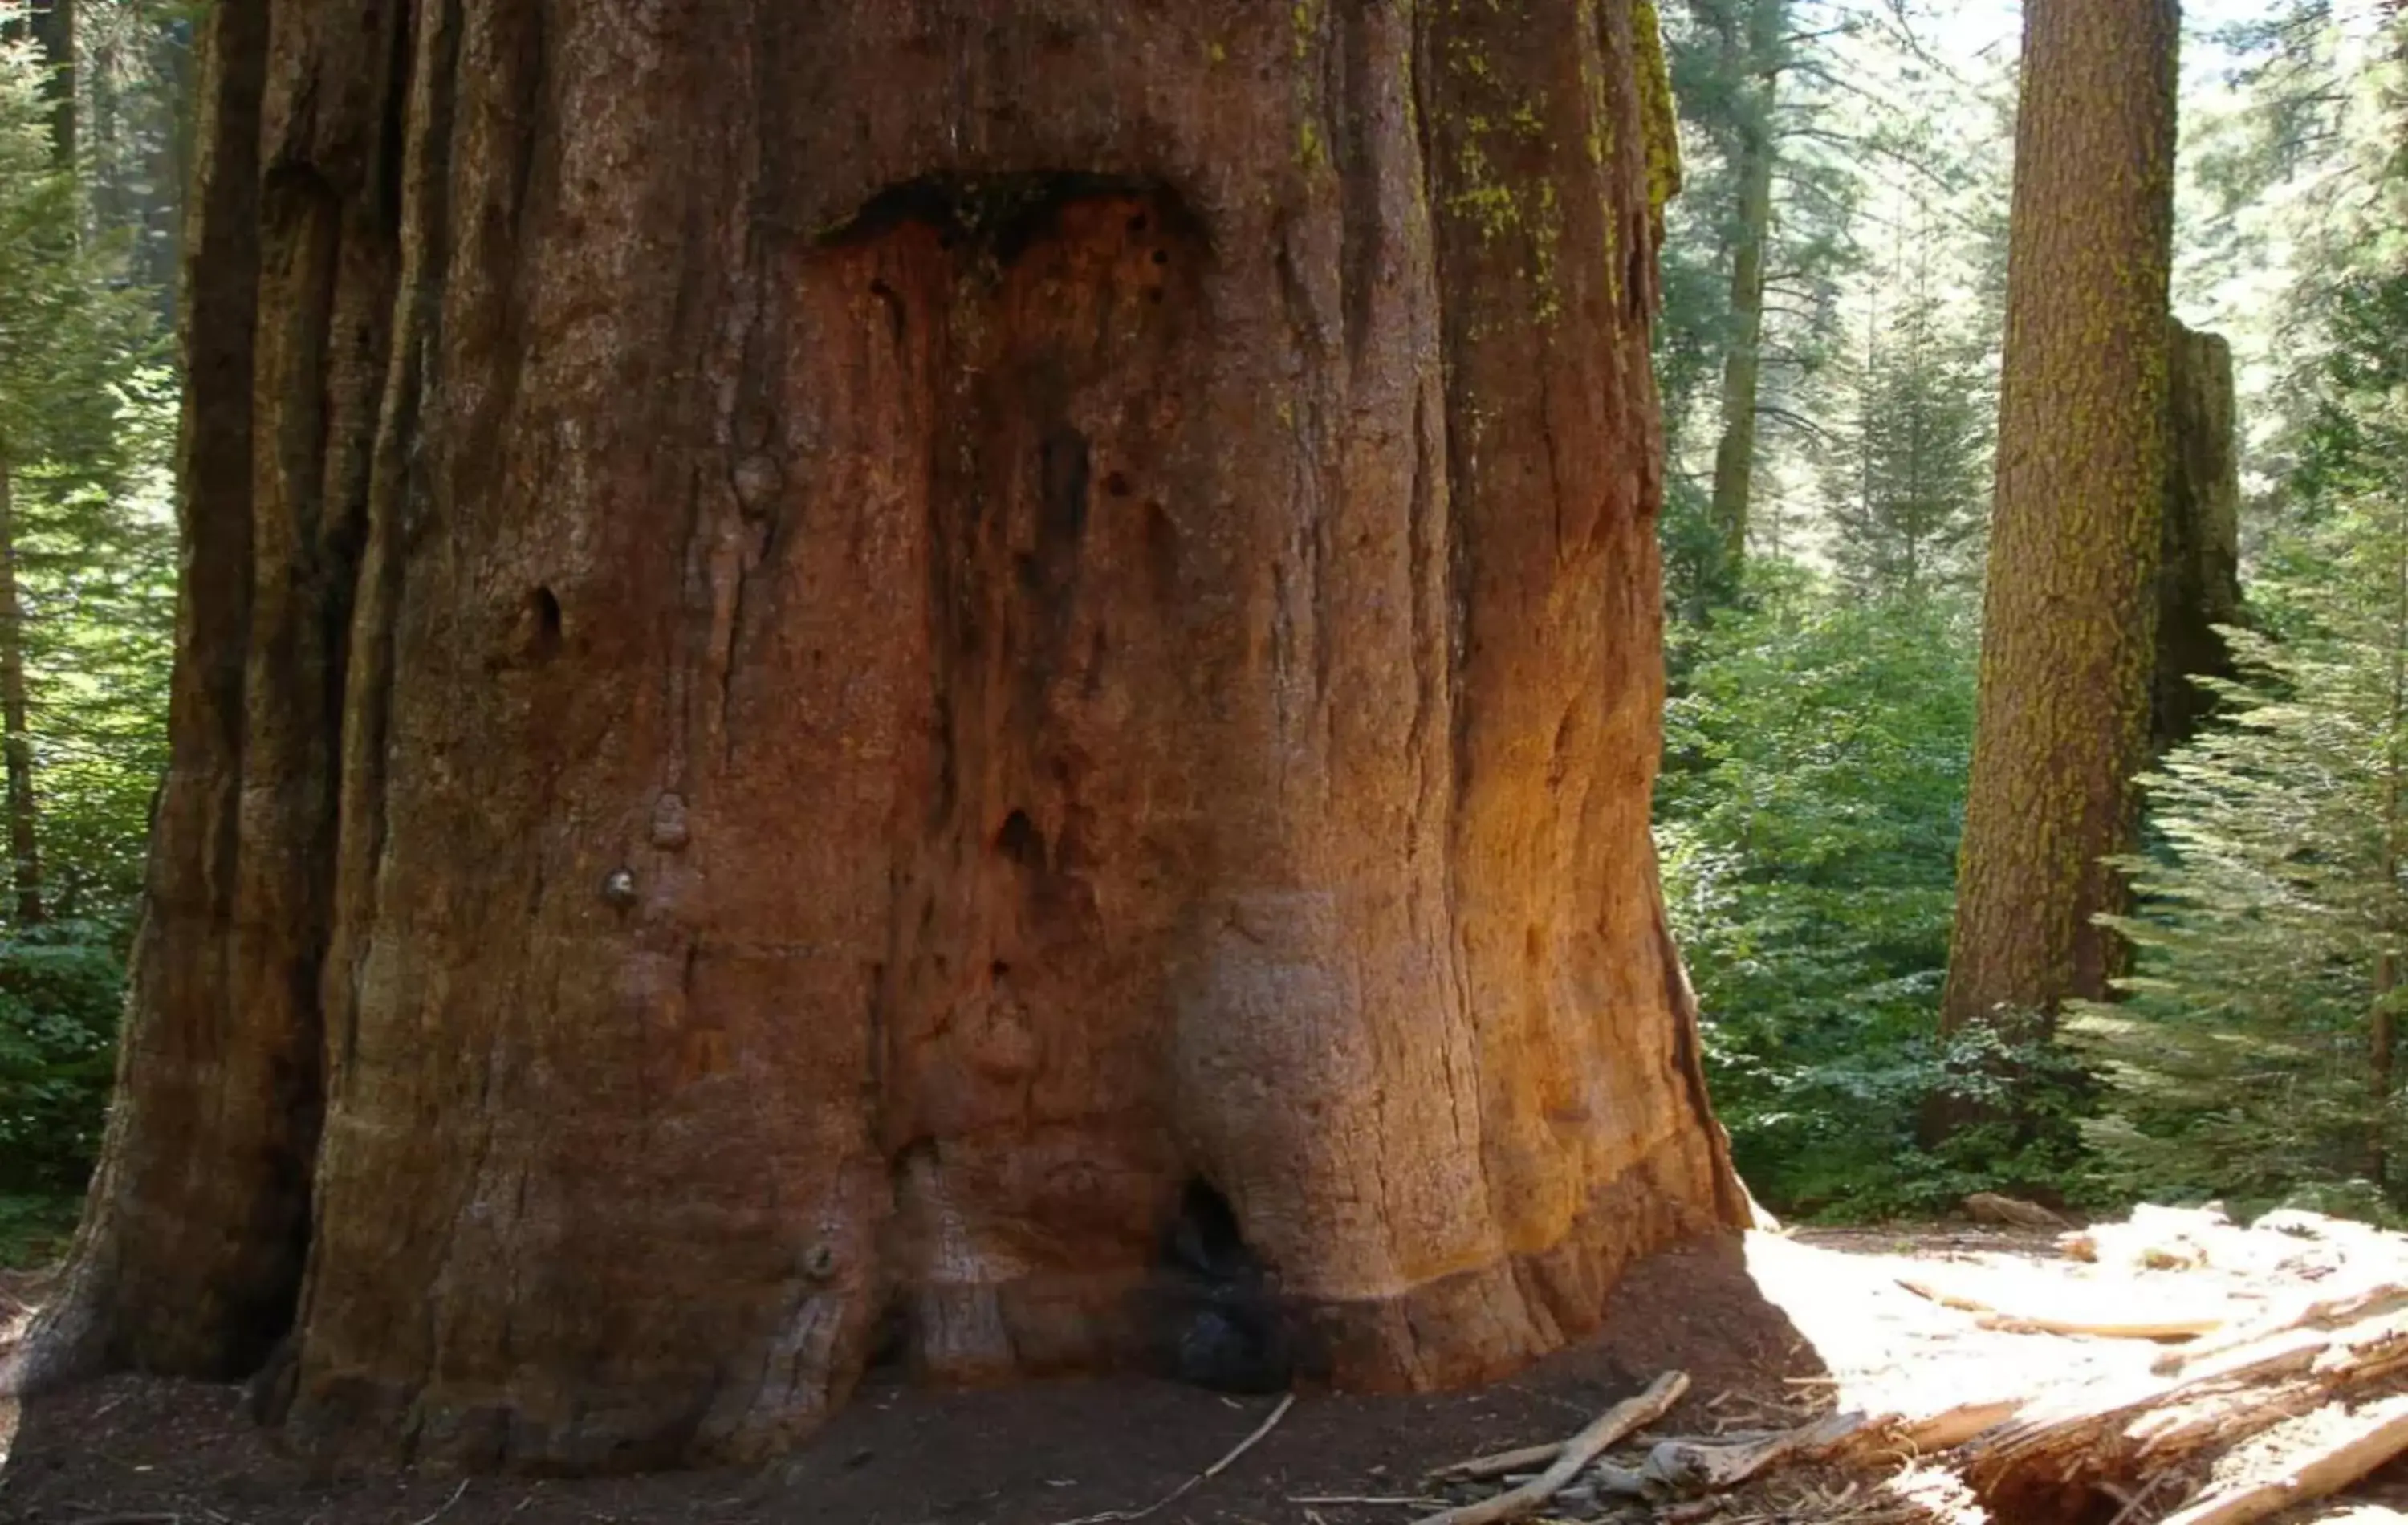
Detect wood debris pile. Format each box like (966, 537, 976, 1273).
(1371, 1205, 2408, 1525)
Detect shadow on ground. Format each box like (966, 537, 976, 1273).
(0, 1234, 1820, 1525)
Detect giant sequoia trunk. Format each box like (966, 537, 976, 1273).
(1940, 0, 2178, 1035)
(28, 0, 1744, 1473)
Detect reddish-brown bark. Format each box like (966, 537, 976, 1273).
(29, 0, 1743, 1471)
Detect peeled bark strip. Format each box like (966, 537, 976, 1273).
(32, 0, 1743, 1473)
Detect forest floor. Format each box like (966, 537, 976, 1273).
(2, 1223, 2404, 1525)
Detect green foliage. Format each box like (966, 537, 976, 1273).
(2074, 265, 2408, 1216)
(0, 7, 175, 1211)
(1660, 571, 2016, 1214)
(0, 918, 123, 1195)
(0, 24, 160, 488)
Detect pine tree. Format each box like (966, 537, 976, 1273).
(2077, 270, 2408, 1206)
(1818, 240, 1993, 600)
(1655, 0, 1862, 619)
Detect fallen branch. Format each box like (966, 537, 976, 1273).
(1048, 1393, 1295, 1525)
(1424, 1428, 1784, 1485)
(2158, 1393, 2408, 1525)
(1966, 1193, 2070, 1230)
(1964, 1310, 2408, 1499)
(1408, 1370, 1689, 1525)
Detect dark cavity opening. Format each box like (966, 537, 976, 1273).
(818, 171, 1210, 268)
(995, 807, 1043, 868)
(1153, 1178, 1293, 1395)
(529, 586, 563, 659)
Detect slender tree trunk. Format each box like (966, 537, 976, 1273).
(31, 0, 1744, 1472)
(1706, 0, 1780, 579)
(1939, 0, 2179, 1039)
(2373, 507, 2408, 1188)
(27, 0, 74, 169)
(0, 453, 44, 927)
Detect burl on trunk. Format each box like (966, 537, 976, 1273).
(29, 0, 1743, 1470)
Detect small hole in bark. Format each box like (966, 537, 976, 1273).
(1150, 249, 1169, 266)
(990, 960, 1011, 982)
(529, 586, 562, 657)
(1143, 502, 1179, 596)
(995, 808, 1043, 866)
(1128, 213, 1149, 234)
(1104, 471, 1132, 498)
(867, 277, 906, 344)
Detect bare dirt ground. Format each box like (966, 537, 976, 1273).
(4, 1226, 2405, 1525)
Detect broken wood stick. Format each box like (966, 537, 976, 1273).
(1407, 1370, 1689, 1525)
(1422, 1440, 1562, 1484)
(1638, 1410, 1861, 1495)
(1895, 1273, 2227, 1339)
(2153, 1282, 2408, 1376)
(2156, 1394, 2408, 1525)
(1049, 1393, 1294, 1525)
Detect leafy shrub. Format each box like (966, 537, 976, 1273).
(0, 917, 125, 1197)
(1659, 571, 2094, 1216)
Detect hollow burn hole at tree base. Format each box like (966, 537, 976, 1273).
(1150, 1178, 1296, 1396)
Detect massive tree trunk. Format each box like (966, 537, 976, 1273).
(1706, 0, 1780, 579)
(27, 0, 1744, 1474)
(2151, 318, 2243, 755)
(1939, 0, 2178, 1036)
